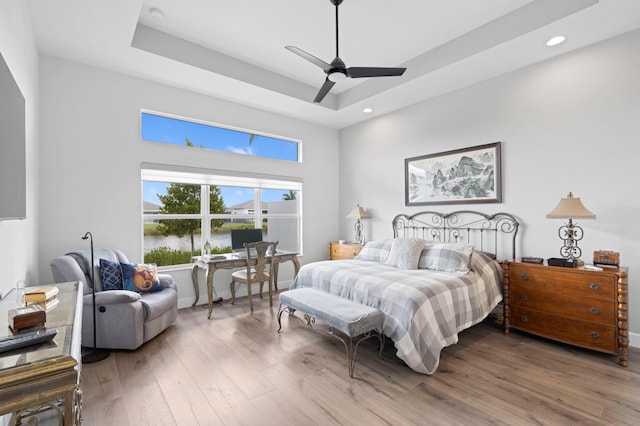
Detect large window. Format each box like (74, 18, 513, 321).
(142, 166, 302, 267)
(141, 111, 300, 162)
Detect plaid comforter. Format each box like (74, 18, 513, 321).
(289, 251, 503, 374)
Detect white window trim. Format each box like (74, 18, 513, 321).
(141, 164, 303, 266)
(140, 109, 303, 163)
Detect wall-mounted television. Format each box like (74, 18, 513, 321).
(0, 51, 26, 220)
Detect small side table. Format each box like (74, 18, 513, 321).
(329, 242, 362, 260)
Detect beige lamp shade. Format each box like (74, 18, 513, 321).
(546, 192, 596, 219)
(345, 204, 371, 219)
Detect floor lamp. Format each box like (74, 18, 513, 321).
(81, 232, 110, 363)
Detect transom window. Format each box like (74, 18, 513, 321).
(141, 111, 300, 162)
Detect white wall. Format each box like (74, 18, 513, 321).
(339, 29, 640, 343)
(0, 1, 40, 296)
(37, 55, 340, 308)
(0, 2, 40, 425)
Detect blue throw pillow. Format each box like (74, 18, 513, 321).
(120, 262, 163, 294)
(99, 258, 124, 291)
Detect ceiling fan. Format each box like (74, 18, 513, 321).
(286, 0, 407, 103)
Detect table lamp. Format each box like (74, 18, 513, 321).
(345, 204, 370, 245)
(546, 192, 596, 262)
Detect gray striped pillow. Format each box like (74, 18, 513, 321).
(355, 239, 393, 263)
(418, 243, 474, 274)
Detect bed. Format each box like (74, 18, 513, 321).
(289, 210, 520, 374)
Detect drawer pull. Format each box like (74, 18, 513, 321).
(520, 294, 529, 301)
(520, 316, 528, 322)
(589, 307, 599, 314)
(590, 332, 600, 339)
(520, 274, 528, 281)
(589, 282, 600, 290)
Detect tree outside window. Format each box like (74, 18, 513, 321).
(157, 183, 225, 257)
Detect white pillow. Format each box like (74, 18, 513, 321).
(384, 238, 427, 270)
(355, 239, 393, 263)
(418, 243, 474, 274)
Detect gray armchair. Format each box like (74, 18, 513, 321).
(50, 249, 177, 350)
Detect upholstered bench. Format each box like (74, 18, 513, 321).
(277, 288, 385, 378)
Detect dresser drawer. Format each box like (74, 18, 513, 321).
(329, 243, 362, 260)
(510, 305, 616, 353)
(510, 285, 615, 324)
(510, 265, 615, 301)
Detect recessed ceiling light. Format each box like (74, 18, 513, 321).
(363, 107, 373, 114)
(546, 35, 566, 46)
(149, 7, 165, 20)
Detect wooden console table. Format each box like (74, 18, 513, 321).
(192, 251, 300, 319)
(0, 281, 82, 425)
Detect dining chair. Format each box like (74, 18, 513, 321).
(230, 240, 278, 312)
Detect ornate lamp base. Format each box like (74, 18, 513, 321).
(557, 218, 584, 262)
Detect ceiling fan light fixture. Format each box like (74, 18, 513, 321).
(328, 71, 347, 82)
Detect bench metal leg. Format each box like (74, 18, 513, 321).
(277, 304, 297, 332)
(277, 304, 385, 378)
(328, 327, 384, 378)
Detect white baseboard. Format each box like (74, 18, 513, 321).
(629, 331, 640, 349)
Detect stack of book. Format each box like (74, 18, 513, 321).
(25, 285, 60, 311)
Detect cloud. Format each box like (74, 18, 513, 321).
(227, 146, 255, 155)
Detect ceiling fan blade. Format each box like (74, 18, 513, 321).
(314, 78, 336, 103)
(285, 46, 331, 73)
(347, 67, 407, 78)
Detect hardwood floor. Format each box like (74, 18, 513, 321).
(79, 295, 640, 426)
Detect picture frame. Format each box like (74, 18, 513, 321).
(405, 142, 502, 206)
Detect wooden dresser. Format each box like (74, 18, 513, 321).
(329, 242, 362, 260)
(504, 261, 629, 367)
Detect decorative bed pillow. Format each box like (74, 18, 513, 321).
(99, 258, 124, 291)
(418, 243, 474, 274)
(384, 238, 427, 270)
(120, 262, 163, 294)
(355, 239, 393, 263)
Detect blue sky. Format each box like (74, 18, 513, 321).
(141, 113, 298, 161)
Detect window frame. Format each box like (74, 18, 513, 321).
(141, 165, 303, 269)
(140, 110, 302, 163)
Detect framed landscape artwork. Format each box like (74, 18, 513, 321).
(405, 142, 502, 206)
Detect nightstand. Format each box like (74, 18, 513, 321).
(329, 242, 362, 260)
(504, 261, 629, 367)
